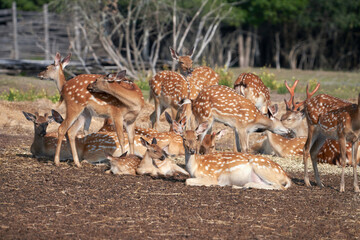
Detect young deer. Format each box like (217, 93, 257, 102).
(234, 73, 271, 114)
(23, 111, 73, 160)
(280, 80, 308, 137)
(317, 140, 360, 166)
(106, 152, 142, 175)
(136, 138, 189, 178)
(304, 92, 360, 192)
(173, 118, 291, 189)
(49, 68, 144, 167)
(38, 52, 92, 134)
(191, 85, 292, 153)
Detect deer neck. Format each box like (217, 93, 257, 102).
(265, 131, 283, 156)
(184, 149, 197, 177)
(55, 66, 67, 92)
(138, 150, 156, 171)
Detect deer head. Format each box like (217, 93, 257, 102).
(23, 111, 53, 137)
(169, 47, 194, 76)
(87, 70, 127, 93)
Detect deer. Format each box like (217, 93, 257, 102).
(187, 66, 219, 100)
(172, 117, 291, 189)
(234, 73, 272, 115)
(23, 111, 74, 160)
(39, 62, 144, 167)
(135, 137, 189, 178)
(317, 139, 360, 166)
(303, 88, 360, 192)
(280, 80, 308, 137)
(38, 52, 93, 135)
(191, 85, 293, 153)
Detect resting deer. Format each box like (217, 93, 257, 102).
(136, 137, 189, 178)
(172, 117, 291, 189)
(280, 80, 308, 137)
(23, 111, 73, 160)
(234, 73, 272, 114)
(38, 52, 93, 135)
(191, 85, 292, 153)
(303, 88, 360, 192)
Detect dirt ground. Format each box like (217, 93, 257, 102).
(1, 99, 360, 239)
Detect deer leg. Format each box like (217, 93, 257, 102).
(309, 137, 326, 188)
(67, 117, 85, 167)
(303, 124, 315, 187)
(54, 108, 83, 166)
(112, 116, 125, 156)
(81, 108, 92, 135)
(352, 139, 359, 192)
(235, 128, 248, 153)
(124, 122, 135, 155)
(150, 97, 165, 130)
(338, 136, 347, 192)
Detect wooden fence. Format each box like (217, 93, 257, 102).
(0, 2, 71, 60)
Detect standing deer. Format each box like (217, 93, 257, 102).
(187, 66, 219, 100)
(234, 73, 272, 114)
(38, 52, 93, 134)
(191, 85, 292, 153)
(303, 88, 359, 192)
(41, 62, 144, 167)
(173, 117, 291, 189)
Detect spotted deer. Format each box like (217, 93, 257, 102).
(136, 138, 189, 178)
(280, 80, 308, 137)
(40, 63, 144, 167)
(38, 52, 92, 134)
(187, 66, 219, 100)
(317, 140, 360, 166)
(172, 118, 291, 189)
(303, 90, 360, 192)
(149, 47, 194, 130)
(191, 85, 292, 153)
(234, 73, 271, 114)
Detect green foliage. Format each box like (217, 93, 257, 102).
(0, 0, 52, 11)
(134, 80, 150, 91)
(215, 66, 234, 87)
(0, 88, 60, 103)
(259, 70, 277, 90)
(276, 84, 287, 94)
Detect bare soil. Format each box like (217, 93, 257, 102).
(1, 100, 360, 239)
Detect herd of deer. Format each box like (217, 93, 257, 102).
(23, 47, 360, 192)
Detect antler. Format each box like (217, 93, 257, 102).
(284, 80, 299, 110)
(306, 82, 321, 100)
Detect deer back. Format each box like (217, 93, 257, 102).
(187, 66, 219, 100)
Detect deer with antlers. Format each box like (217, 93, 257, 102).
(39, 55, 145, 167)
(171, 117, 291, 189)
(303, 83, 359, 191)
(234, 73, 273, 115)
(191, 85, 292, 153)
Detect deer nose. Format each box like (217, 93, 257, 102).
(159, 155, 165, 161)
(190, 149, 195, 155)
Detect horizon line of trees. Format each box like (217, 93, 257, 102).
(2, 0, 360, 75)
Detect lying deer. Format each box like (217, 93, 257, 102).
(191, 85, 292, 153)
(172, 117, 291, 190)
(23, 111, 73, 160)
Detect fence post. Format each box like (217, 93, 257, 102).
(43, 4, 50, 60)
(12, 2, 19, 60)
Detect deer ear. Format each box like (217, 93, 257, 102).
(54, 52, 61, 66)
(186, 47, 194, 57)
(23, 111, 36, 122)
(116, 70, 126, 79)
(269, 104, 279, 116)
(140, 137, 150, 147)
(169, 47, 179, 61)
(119, 151, 128, 158)
(172, 119, 184, 136)
(51, 109, 64, 124)
(195, 122, 209, 136)
(151, 138, 157, 145)
(215, 129, 226, 140)
(162, 145, 169, 157)
(61, 53, 71, 68)
(165, 112, 173, 124)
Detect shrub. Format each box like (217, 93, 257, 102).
(258, 70, 277, 90)
(0, 88, 60, 103)
(215, 66, 234, 88)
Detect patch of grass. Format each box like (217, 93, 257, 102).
(0, 88, 60, 103)
(215, 66, 234, 87)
